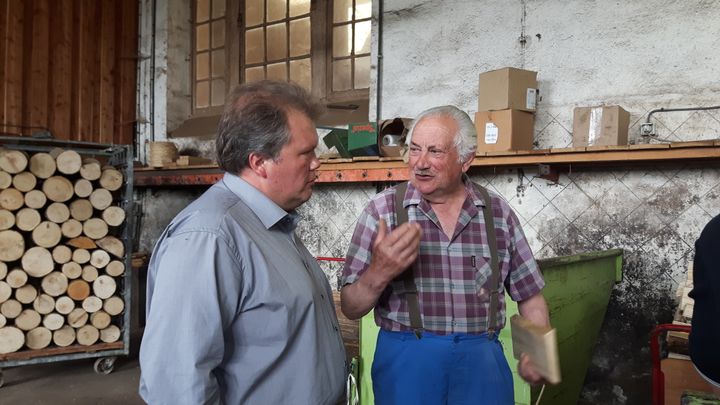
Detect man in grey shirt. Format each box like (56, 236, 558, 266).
(139, 81, 347, 404)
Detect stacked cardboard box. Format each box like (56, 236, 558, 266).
(475, 67, 538, 152)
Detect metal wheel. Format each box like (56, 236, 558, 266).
(93, 357, 116, 375)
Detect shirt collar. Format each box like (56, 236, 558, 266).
(222, 173, 299, 231)
(403, 174, 486, 208)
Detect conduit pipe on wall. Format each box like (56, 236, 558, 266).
(375, 0, 384, 121)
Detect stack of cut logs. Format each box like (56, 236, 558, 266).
(0, 147, 126, 355)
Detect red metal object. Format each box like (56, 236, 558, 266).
(316, 256, 345, 262)
(651, 323, 692, 405)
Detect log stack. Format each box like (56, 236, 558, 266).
(0, 148, 127, 355)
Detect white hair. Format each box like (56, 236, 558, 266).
(405, 105, 477, 162)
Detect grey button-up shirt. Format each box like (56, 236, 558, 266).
(139, 174, 346, 405)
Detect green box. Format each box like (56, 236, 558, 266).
(348, 122, 379, 156)
(322, 128, 352, 158)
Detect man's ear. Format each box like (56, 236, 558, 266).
(461, 153, 474, 173)
(247, 152, 269, 178)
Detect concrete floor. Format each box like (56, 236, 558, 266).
(0, 356, 144, 404)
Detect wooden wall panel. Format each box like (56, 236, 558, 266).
(26, 0, 50, 130)
(48, 0, 73, 139)
(2, 1, 24, 136)
(0, 0, 138, 145)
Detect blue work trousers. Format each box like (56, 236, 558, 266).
(372, 329, 514, 405)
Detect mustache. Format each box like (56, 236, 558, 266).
(414, 169, 433, 176)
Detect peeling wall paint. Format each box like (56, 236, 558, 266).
(144, 1, 720, 403)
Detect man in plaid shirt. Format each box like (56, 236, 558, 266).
(341, 106, 550, 404)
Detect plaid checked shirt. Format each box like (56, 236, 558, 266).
(342, 178, 545, 335)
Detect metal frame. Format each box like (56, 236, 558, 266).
(0, 136, 135, 374)
(650, 323, 693, 405)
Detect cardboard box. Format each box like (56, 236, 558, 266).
(572, 105, 630, 147)
(478, 67, 538, 113)
(378, 117, 412, 158)
(475, 110, 535, 152)
(348, 122, 379, 156)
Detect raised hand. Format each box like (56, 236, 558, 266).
(369, 219, 422, 284)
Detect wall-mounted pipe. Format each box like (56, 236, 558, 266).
(645, 105, 720, 124)
(375, 0, 384, 121)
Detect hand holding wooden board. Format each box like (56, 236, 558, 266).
(510, 314, 562, 385)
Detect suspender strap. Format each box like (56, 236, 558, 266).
(477, 185, 500, 338)
(394, 182, 423, 338)
(393, 182, 500, 339)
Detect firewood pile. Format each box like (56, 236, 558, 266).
(0, 147, 127, 354)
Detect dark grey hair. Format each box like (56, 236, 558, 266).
(215, 80, 324, 174)
(405, 105, 477, 162)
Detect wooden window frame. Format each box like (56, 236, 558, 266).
(190, 0, 369, 121)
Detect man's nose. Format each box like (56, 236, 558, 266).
(310, 156, 321, 170)
(415, 151, 431, 168)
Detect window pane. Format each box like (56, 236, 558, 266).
(355, 21, 371, 54)
(211, 50, 225, 78)
(196, 0, 210, 23)
(289, 17, 310, 57)
(196, 52, 209, 80)
(196, 81, 210, 108)
(245, 0, 264, 26)
(290, 58, 311, 90)
(245, 67, 265, 82)
(289, 0, 310, 17)
(333, 24, 351, 57)
(354, 56, 370, 89)
(333, 0, 352, 23)
(332, 59, 351, 91)
(196, 23, 210, 51)
(267, 0, 286, 23)
(211, 0, 226, 19)
(211, 79, 226, 106)
(356, 0, 371, 19)
(266, 62, 287, 81)
(245, 28, 265, 64)
(212, 20, 225, 48)
(266, 23, 287, 62)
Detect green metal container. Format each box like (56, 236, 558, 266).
(356, 249, 623, 405)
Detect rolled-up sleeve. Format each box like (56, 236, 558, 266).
(139, 230, 242, 405)
(504, 209, 545, 302)
(342, 204, 381, 286)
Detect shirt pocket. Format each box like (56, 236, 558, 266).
(459, 244, 510, 302)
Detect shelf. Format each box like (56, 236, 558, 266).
(133, 141, 720, 187)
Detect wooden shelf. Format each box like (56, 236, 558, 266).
(133, 141, 720, 187)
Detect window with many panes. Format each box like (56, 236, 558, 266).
(192, 0, 371, 122)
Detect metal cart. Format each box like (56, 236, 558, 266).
(0, 137, 135, 386)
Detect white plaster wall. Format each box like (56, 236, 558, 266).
(166, 0, 192, 133)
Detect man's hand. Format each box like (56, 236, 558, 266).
(517, 353, 546, 385)
(368, 219, 422, 284)
(340, 219, 421, 320)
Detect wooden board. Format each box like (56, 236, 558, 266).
(661, 358, 716, 405)
(510, 314, 561, 385)
(332, 291, 359, 361)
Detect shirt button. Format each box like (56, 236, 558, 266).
(321, 294, 325, 299)
(334, 326, 339, 332)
